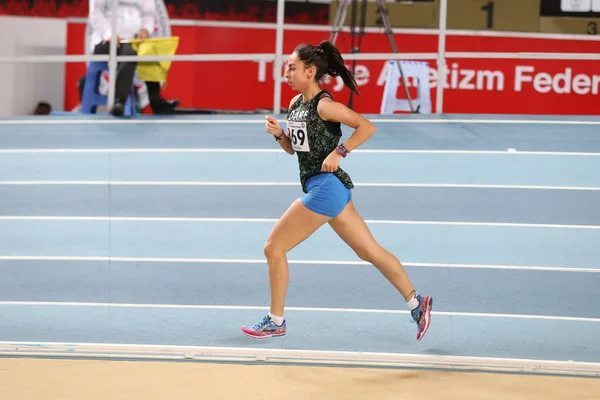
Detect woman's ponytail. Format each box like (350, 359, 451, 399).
(317, 41, 359, 95)
(294, 40, 360, 95)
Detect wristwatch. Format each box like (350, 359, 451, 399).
(336, 144, 350, 157)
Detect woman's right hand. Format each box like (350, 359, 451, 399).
(265, 116, 284, 138)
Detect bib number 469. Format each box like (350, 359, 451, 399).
(290, 128, 306, 146)
(286, 121, 310, 152)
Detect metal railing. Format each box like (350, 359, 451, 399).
(1, 0, 599, 114)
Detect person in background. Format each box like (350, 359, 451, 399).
(88, 0, 179, 116)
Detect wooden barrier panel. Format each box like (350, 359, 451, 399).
(446, 0, 541, 32)
(329, 0, 439, 29)
(540, 17, 600, 35)
(329, 0, 541, 32)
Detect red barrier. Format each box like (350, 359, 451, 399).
(65, 22, 600, 115)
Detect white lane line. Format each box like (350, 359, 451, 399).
(0, 256, 597, 273)
(1, 118, 600, 125)
(0, 148, 599, 156)
(0, 181, 599, 191)
(0, 216, 599, 230)
(0, 301, 598, 322)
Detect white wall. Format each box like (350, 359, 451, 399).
(0, 16, 67, 116)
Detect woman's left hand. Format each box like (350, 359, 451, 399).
(321, 150, 342, 172)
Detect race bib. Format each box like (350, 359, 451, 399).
(286, 120, 310, 152)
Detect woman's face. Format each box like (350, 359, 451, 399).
(285, 52, 315, 92)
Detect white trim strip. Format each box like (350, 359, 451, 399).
(0, 256, 597, 273)
(1, 301, 598, 323)
(1, 341, 598, 376)
(64, 17, 600, 42)
(112, 52, 439, 62)
(0, 216, 599, 230)
(0, 182, 598, 191)
(0, 53, 277, 64)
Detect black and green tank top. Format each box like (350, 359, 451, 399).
(286, 90, 354, 193)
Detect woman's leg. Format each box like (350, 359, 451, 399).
(241, 198, 331, 338)
(264, 198, 331, 316)
(328, 200, 432, 340)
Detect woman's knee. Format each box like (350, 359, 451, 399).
(263, 239, 286, 260)
(354, 244, 381, 264)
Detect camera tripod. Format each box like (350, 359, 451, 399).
(329, 0, 418, 113)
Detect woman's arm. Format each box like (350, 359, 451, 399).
(264, 94, 302, 155)
(318, 97, 377, 173)
(266, 117, 295, 155)
(317, 98, 377, 152)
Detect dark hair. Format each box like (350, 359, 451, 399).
(34, 101, 52, 115)
(294, 40, 359, 95)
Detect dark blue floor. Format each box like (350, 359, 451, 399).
(1, 260, 599, 318)
(1, 151, 599, 190)
(0, 219, 597, 269)
(1, 304, 599, 363)
(1, 114, 600, 152)
(0, 114, 599, 369)
(1, 185, 600, 225)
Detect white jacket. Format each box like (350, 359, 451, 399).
(89, 0, 156, 46)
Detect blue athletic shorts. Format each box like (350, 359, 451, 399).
(300, 173, 352, 218)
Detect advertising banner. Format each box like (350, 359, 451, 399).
(65, 22, 600, 115)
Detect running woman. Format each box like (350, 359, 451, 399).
(241, 40, 432, 341)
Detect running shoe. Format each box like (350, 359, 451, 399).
(410, 294, 432, 341)
(241, 315, 286, 339)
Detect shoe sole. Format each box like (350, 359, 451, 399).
(417, 297, 433, 341)
(241, 328, 286, 339)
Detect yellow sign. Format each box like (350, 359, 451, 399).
(130, 37, 180, 83)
